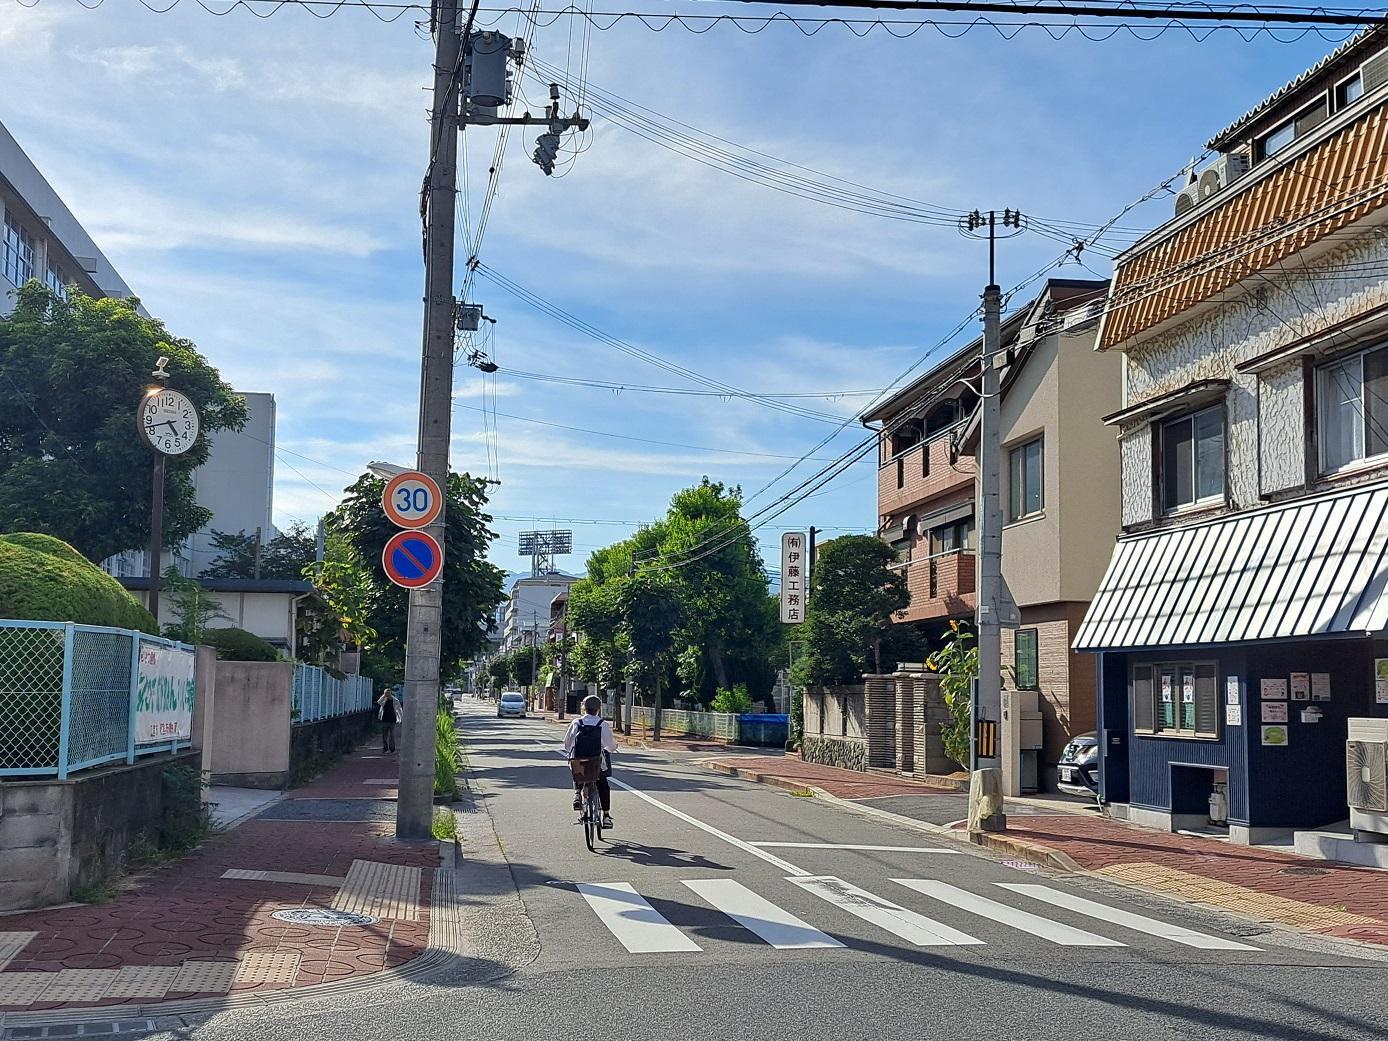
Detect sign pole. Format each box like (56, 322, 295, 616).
(148, 453, 165, 622)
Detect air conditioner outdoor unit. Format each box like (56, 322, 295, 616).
(1347, 717, 1388, 838)
(1174, 153, 1251, 217)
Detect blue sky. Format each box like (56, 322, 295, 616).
(0, 2, 1346, 572)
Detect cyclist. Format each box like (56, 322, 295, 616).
(564, 694, 616, 829)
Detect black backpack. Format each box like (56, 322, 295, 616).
(572, 720, 603, 759)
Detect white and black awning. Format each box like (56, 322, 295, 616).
(1074, 482, 1388, 652)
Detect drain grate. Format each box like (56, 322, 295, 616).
(3, 1020, 156, 1039)
(1280, 866, 1332, 876)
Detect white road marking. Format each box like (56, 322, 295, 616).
(576, 882, 702, 954)
(683, 879, 845, 950)
(753, 843, 962, 853)
(996, 883, 1260, 951)
(789, 876, 984, 946)
(893, 880, 1126, 947)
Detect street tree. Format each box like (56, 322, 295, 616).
(330, 471, 506, 683)
(205, 523, 317, 580)
(618, 575, 684, 741)
(486, 655, 510, 692)
(790, 535, 921, 688)
(567, 577, 629, 728)
(0, 286, 247, 561)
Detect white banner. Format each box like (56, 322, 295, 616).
(135, 641, 195, 744)
(780, 532, 806, 624)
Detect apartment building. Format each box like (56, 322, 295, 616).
(1075, 29, 1388, 847)
(865, 279, 1121, 780)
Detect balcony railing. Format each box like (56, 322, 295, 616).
(893, 551, 977, 623)
(878, 436, 975, 516)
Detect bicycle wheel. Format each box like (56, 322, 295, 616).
(583, 785, 597, 852)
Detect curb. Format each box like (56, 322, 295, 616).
(0, 838, 467, 1031)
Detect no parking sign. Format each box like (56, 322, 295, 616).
(382, 530, 444, 589)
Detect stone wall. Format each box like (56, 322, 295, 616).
(0, 750, 200, 912)
(802, 735, 868, 772)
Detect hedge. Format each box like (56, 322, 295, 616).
(201, 626, 280, 662)
(0, 532, 158, 632)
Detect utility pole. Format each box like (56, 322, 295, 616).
(967, 208, 1023, 796)
(397, 0, 464, 842)
(530, 610, 539, 706)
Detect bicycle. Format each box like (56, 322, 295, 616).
(570, 756, 605, 852)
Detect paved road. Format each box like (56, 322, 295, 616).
(132, 701, 1388, 1041)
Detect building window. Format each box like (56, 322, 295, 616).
(929, 517, 972, 555)
(1132, 661, 1220, 739)
(44, 261, 68, 299)
(896, 456, 905, 489)
(1337, 73, 1365, 109)
(1160, 404, 1225, 512)
(1008, 437, 1043, 521)
(2, 210, 34, 286)
(1256, 99, 1328, 162)
(1014, 629, 1039, 690)
(1317, 345, 1388, 473)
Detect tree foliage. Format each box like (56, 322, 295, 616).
(161, 566, 228, 644)
(204, 522, 317, 580)
(790, 535, 921, 687)
(329, 472, 506, 682)
(928, 621, 976, 768)
(0, 532, 157, 632)
(0, 286, 248, 561)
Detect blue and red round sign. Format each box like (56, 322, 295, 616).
(382, 530, 443, 589)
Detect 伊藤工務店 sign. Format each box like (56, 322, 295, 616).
(135, 641, 195, 744)
(780, 532, 805, 624)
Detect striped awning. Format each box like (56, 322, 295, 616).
(1074, 483, 1388, 651)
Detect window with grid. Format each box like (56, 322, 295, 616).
(1318, 345, 1388, 473)
(1014, 629, 1039, 690)
(44, 260, 68, 299)
(2, 210, 34, 286)
(1008, 437, 1043, 521)
(1131, 661, 1219, 739)
(1160, 404, 1225, 512)
(929, 517, 972, 555)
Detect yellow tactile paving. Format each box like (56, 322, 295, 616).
(105, 964, 181, 999)
(0, 931, 36, 971)
(35, 969, 118, 1003)
(170, 960, 238, 994)
(222, 868, 347, 887)
(235, 949, 302, 985)
(1096, 862, 1384, 930)
(332, 859, 421, 921)
(0, 972, 56, 1006)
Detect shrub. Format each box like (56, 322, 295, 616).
(434, 707, 460, 799)
(202, 626, 280, 662)
(928, 621, 977, 769)
(710, 684, 753, 715)
(0, 532, 157, 632)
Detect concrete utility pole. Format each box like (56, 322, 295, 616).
(968, 208, 1023, 795)
(397, 0, 464, 842)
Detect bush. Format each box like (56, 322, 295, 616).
(0, 532, 157, 632)
(202, 626, 280, 662)
(711, 684, 753, 715)
(434, 707, 460, 799)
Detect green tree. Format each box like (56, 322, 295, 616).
(618, 576, 684, 741)
(486, 655, 511, 691)
(205, 522, 317, 580)
(0, 286, 248, 561)
(790, 535, 920, 688)
(202, 529, 259, 579)
(330, 471, 506, 681)
(506, 645, 537, 688)
(161, 566, 229, 644)
(710, 684, 753, 714)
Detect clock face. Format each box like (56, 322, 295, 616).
(138, 389, 200, 456)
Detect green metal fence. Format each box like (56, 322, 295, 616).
(292, 664, 373, 725)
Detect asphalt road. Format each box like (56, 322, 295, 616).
(135, 701, 1388, 1041)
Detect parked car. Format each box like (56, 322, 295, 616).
(1057, 732, 1099, 798)
(497, 691, 527, 719)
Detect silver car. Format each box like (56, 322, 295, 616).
(496, 691, 527, 719)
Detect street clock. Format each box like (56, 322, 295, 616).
(138, 388, 200, 456)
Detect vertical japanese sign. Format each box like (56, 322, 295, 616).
(780, 532, 806, 624)
(135, 641, 196, 744)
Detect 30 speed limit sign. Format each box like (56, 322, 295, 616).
(382, 471, 442, 529)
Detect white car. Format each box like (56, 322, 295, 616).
(497, 691, 527, 719)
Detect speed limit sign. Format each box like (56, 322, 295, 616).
(382, 471, 442, 529)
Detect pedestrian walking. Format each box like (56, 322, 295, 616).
(377, 687, 401, 753)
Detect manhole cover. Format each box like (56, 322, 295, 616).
(1280, 866, 1331, 876)
(271, 908, 377, 927)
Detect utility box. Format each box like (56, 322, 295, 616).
(467, 31, 512, 108)
(1004, 688, 1045, 794)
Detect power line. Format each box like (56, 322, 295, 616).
(485, 366, 888, 399)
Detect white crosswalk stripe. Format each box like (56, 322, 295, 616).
(577, 882, 703, 953)
(787, 875, 984, 947)
(684, 879, 844, 950)
(996, 883, 1260, 951)
(892, 879, 1126, 947)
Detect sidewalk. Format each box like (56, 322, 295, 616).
(700, 753, 1388, 949)
(0, 744, 439, 1015)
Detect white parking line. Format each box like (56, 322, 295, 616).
(577, 882, 702, 954)
(789, 876, 984, 946)
(684, 879, 844, 949)
(996, 883, 1260, 951)
(894, 880, 1126, 947)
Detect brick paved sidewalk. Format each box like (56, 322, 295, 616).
(697, 751, 1388, 949)
(0, 744, 439, 1013)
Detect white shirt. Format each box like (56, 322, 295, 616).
(564, 713, 617, 758)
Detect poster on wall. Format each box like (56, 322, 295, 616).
(1181, 674, 1195, 704)
(1161, 674, 1173, 702)
(1225, 675, 1240, 705)
(1377, 659, 1388, 704)
(1290, 672, 1310, 701)
(1261, 678, 1288, 700)
(1226, 704, 1243, 727)
(135, 641, 195, 744)
(1261, 701, 1289, 723)
(1311, 673, 1331, 702)
(1262, 725, 1289, 747)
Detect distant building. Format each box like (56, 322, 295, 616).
(503, 574, 578, 651)
(1, 120, 134, 313)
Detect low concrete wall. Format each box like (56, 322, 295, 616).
(210, 661, 294, 788)
(0, 751, 199, 912)
(289, 711, 375, 785)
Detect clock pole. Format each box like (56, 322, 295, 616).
(148, 453, 166, 622)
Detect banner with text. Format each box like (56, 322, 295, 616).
(780, 532, 806, 624)
(135, 640, 195, 744)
